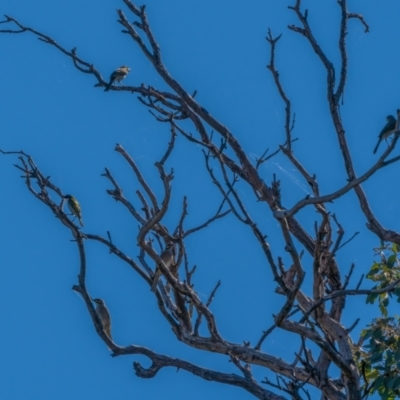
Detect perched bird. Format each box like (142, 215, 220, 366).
(104, 66, 130, 92)
(373, 115, 396, 154)
(92, 298, 112, 340)
(151, 244, 174, 292)
(64, 194, 83, 227)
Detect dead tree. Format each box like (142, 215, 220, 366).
(2, 1, 400, 399)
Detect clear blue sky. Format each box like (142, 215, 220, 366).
(1, 1, 400, 399)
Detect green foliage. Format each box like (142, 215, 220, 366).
(355, 243, 400, 399)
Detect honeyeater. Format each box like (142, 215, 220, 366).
(104, 66, 130, 92)
(64, 194, 83, 227)
(151, 244, 174, 292)
(373, 115, 396, 154)
(92, 298, 112, 340)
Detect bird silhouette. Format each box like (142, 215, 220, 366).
(373, 115, 396, 154)
(64, 194, 83, 227)
(151, 244, 174, 292)
(104, 66, 130, 92)
(92, 298, 112, 340)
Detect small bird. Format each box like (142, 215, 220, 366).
(92, 298, 112, 340)
(151, 244, 174, 292)
(373, 115, 396, 154)
(64, 194, 83, 227)
(104, 66, 130, 92)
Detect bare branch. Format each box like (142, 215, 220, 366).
(114, 344, 286, 400)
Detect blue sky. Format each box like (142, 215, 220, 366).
(2, 1, 400, 399)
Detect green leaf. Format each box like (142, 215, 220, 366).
(387, 254, 397, 268)
(371, 350, 383, 363)
(382, 296, 390, 307)
(372, 329, 383, 339)
(367, 265, 381, 277)
(380, 303, 388, 317)
(367, 292, 379, 304)
(393, 376, 400, 390)
(365, 367, 379, 380)
(382, 305, 388, 317)
(388, 376, 397, 390)
(386, 352, 394, 366)
(373, 375, 384, 391)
